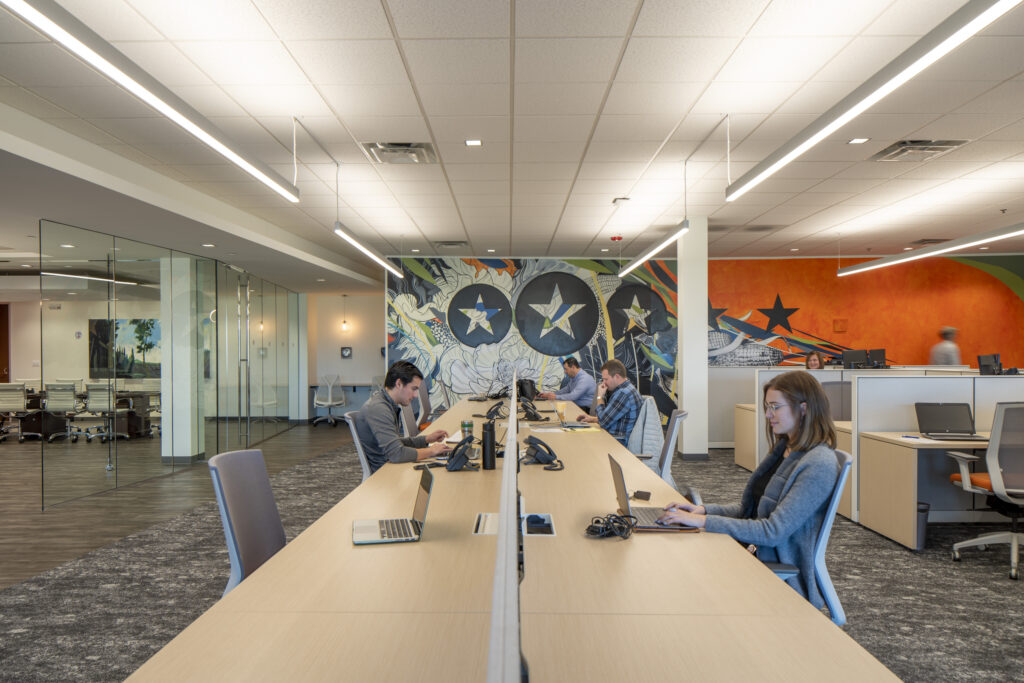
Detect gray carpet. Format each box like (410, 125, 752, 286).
(2, 447, 1022, 681)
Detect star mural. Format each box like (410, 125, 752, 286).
(619, 295, 650, 333)
(708, 300, 727, 331)
(458, 294, 499, 335)
(530, 284, 586, 339)
(758, 294, 799, 333)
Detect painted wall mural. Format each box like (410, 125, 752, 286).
(387, 258, 678, 419)
(708, 255, 1024, 368)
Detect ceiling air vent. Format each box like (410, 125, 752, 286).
(745, 225, 777, 233)
(362, 142, 438, 164)
(870, 140, 968, 162)
(434, 240, 469, 250)
(910, 238, 950, 246)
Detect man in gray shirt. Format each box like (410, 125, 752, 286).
(353, 361, 450, 474)
(929, 326, 961, 365)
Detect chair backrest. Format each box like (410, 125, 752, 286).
(987, 402, 1024, 505)
(657, 409, 688, 482)
(343, 412, 372, 483)
(400, 403, 417, 437)
(85, 383, 114, 412)
(418, 380, 432, 420)
(0, 384, 27, 412)
(44, 383, 77, 412)
(208, 449, 286, 597)
(56, 377, 84, 393)
(813, 449, 853, 626)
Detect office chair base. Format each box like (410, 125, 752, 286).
(952, 531, 1022, 579)
(312, 415, 339, 426)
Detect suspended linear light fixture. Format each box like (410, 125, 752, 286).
(619, 161, 689, 278)
(332, 164, 403, 279)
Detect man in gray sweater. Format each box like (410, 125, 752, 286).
(353, 361, 450, 474)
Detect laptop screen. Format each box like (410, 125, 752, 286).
(412, 467, 433, 524)
(915, 403, 976, 434)
(606, 454, 632, 516)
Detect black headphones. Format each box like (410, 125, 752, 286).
(520, 435, 563, 471)
(446, 435, 479, 471)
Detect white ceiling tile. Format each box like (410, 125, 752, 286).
(634, 0, 768, 37)
(43, 116, 122, 144)
(169, 85, 248, 117)
(0, 86, 72, 118)
(562, 205, 616, 220)
(457, 195, 509, 208)
(585, 140, 662, 163)
(397, 193, 457, 209)
(220, 84, 332, 117)
(460, 205, 510, 223)
(603, 82, 703, 116)
(513, 180, 572, 195)
(911, 113, 1020, 140)
(31, 84, 157, 117)
(515, 116, 593, 142)
(774, 81, 856, 115)
(515, 38, 622, 82)
(168, 164, 249, 182)
(87, 116, 192, 145)
(919, 37, 1024, 82)
(592, 114, 679, 142)
(516, 0, 638, 37)
(718, 36, 848, 82)
(617, 37, 739, 82)
(451, 180, 508, 194)
(578, 161, 646, 180)
(344, 116, 430, 142)
(939, 139, 1024, 162)
(126, 0, 276, 40)
(445, 164, 509, 181)
(871, 80, 997, 115)
(774, 161, 856, 180)
(749, 204, 824, 225)
(112, 41, 213, 86)
(56, 0, 163, 41)
(749, 177, 822, 194)
(893, 160, 990, 180)
(749, 0, 891, 37)
(513, 141, 586, 162)
(691, 81, 802, 115)
(513, 163, 577, 181)
(515, 82, 605, 116)
(784, 191, 855, 206)
(438, 141, 510, 163)
(430, 116, 508, 142)
(252, 0, 391, 40)
(402, 39, 509, 84)
(0, 7, 47, 41)
(286, 40, 408, 85)
(176, 41, 308, 86)
(372, 165, 444, 182)
(512, 193, 566, 207)
(806, 177, 886, 194)
(0, 44, 110, 87)
(814, 35, 917, 82)
(956, 81, 1024, 115)
(832, 113, 939, 140)
(319, 83, 420, 117)
(669, 113, 764, 141)
(420, 83, 509, 116)
(572, 178, 634, 194)
(389, 0, 508, 39)
(345, 193, 400, 209)
(566, 192, 619, 207)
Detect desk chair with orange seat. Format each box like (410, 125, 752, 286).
(945, 402, 1024, 579)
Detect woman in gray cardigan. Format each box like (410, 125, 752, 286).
(659, 370, 840, 608)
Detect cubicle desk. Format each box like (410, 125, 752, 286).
(733, 403, 757, 470)
(130, 399, 895, 681)
(517, 423, 895, 681)
(835, 422, 852, 519)
(858, 432, 990, 550)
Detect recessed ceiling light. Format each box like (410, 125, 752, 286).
(487, 249, 495, 253)
(202, 243, 215, 248)
(411, 248, 420, 253)
(316, 278, 326, 282)
(60, 244, 74, 248)
(848, 138, 870, 145)
(465, 139, 482, 147)
(67, 292, 76, 295)
(979, 246, 990, 250)
(600, 248, 609, 252)
(903, 247, 913, 251)
(790, 248, 799, 252)
(20, 264, 31, 268)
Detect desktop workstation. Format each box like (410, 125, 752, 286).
(128, 383, 895, 681)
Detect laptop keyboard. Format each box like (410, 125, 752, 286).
(379, 518, 417, 539)
(631, 506, 664, 526)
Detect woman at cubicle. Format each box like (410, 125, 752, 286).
(804, 351, 824, 369)
(659, 371, 840, 608)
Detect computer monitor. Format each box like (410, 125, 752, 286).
(868, 349, 886, 368)
(978, 353, 1002, 375)
(842, 349, 869, 369)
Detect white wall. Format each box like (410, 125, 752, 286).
(10, 301, 40, 381)
(309, 292, 386, 386)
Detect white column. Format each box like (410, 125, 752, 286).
(290, 293, 309, 421)
(161, 255, 200, 464)
(677, 216, 709, 460)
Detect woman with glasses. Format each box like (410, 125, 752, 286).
(658, 370, 840, 608)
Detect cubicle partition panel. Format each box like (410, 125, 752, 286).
(973, 376, 1024, 432)
(707, 367, 755, 447)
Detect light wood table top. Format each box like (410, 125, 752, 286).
(860, 431, 989, 449)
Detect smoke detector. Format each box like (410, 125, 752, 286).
(362, 142, 438, 164)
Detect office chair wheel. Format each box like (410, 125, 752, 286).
(978, 544, 987, 551)
(1011, 567, 1019, 580)
(952, 550, 961, 561)
(18, 436, 24, 443)
(71, 435, 78, 443)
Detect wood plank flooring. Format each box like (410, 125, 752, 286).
(0, 422, 351, 590)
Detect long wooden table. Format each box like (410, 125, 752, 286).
(129, 399, 895, 681)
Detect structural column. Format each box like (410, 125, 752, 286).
(160, 255, 201, 464)
(677, 216, 709, 460)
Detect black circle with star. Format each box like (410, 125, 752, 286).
(514, 272, 598, 356)
(447, 284, 513, 347)
(606, 284, 670, 339)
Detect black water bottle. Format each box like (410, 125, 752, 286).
(482, 421, 496, 470)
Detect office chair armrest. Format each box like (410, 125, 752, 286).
(681, 485, 702, 507)
(763, 562, 799, 580)
(944, 450, 980, 492)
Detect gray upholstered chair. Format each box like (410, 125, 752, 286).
(0, 383, 40, 442)
(209, 449, 287, 597)
(83, 382, 130, 443)
(43, 383, 80, 443)
(945, 402, 1024, 579)
(343, 411, 372, 483)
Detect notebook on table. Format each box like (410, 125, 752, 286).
(353, 468, 434, 545)
(607, 454, 697, 533)
(914, 403, 988, 441)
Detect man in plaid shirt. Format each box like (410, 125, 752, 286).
(577, 359, 641, 446)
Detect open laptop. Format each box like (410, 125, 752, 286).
(353, 467, 434, 545)
(550, 400, 590, 429)
(607, 454, 696, 533)
(914, 403, 988, 441)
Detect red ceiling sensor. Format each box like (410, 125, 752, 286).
(610, 236, 623, 242)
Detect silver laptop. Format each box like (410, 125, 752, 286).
(606, 454, 695, 533)
(551, 400, 590, 429)
(914, 402, 988, 441)
(353, 467, 434, 545)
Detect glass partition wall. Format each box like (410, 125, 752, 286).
(32, 220, 295, 508)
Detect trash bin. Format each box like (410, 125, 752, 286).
(916, 502, 930, 550)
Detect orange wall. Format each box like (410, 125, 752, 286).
(709, 257, 1024, 368)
